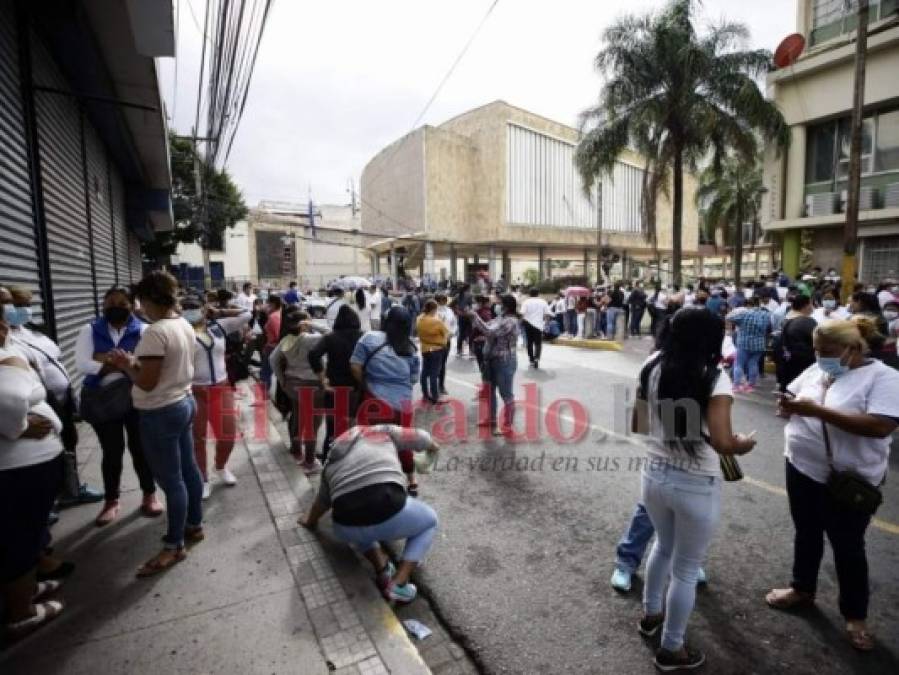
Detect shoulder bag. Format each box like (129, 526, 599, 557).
(822, 421, 883, 515)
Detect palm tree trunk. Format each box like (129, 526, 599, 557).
(672, 148, 683, 286)
(734, 201, 743, 286)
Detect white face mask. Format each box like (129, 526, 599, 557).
(884, 310, 899, 321)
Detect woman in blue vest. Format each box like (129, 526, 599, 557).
(75, 286, 161, 526)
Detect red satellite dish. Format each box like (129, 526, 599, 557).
(774, 33, 806, 69)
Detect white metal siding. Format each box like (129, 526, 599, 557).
(85, 123, 116, 298)
(128, 231, 143, 282)
(506, 123, 643, 234)
(111, 168, 130, 284)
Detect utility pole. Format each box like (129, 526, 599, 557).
(841, 0, 869, 303)
(190, 126, 212, 289)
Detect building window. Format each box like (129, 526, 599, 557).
(805, 107, 899, 186)
(506, 123, 643, 233)
(862, 235, 899, 282)
(810, 0, 888, 46)
(875, 109, 899, 172)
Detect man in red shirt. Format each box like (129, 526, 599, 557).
(260, 294, 282, 390)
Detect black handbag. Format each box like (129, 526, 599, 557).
(79, 376, 133, 425)
(822, 421, 883, 515)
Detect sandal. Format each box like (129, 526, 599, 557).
(407, 484, 419, 498)
(847, 625, 875, 652)
(33, 580, 63, 601)
(5, 600, 64, 639)
(185, 526, 205, 545)
(765, 587, 815, 610)
(136, 548, 187, 578)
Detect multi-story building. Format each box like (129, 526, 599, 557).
(361, 101, 701, 286)
(174, 201, 367, 290)
(0, 0, 173, 375)
(763, 0, 899, 281)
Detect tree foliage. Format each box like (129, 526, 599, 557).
(697, 155, 765, 282)
(574, 0, 788, 284)
(142, 133, 248, 263)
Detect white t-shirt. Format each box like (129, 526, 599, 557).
(236, 292, 256, 311)
(521, 297, 550, 330)
(811, 307, 849, 324)
(642, 357, 734, 477)
(877, 289, 896, 309)
(368, 289, 382, 322)
(132, 317, 196, 410)
(785, 361, 899, 486)
(436, 304, 457, 337)
(0, 348, 63, 470)
(8, 326, 70, 401)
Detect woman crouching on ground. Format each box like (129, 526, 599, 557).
(298, 425, 439, 603)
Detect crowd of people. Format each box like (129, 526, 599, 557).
(2, 265, 898, 673)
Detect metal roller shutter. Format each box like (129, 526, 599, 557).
(31, 33, 95, 379)
(0, 5, 43, 323)
(85, 124, 116, 298)
(110, 168, 130, 284)
(128, 231, 144, 282)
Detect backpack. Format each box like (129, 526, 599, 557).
(211, 319, 250, 385)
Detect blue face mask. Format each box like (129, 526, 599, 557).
(817, 356, 849, 379)
(182, 309, 204, 325)
(6, 306, 31, 327)
(822, 299, 836, 310)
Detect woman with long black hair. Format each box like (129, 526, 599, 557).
(350, 306, 421, 491)
(633, 307, 755, 671)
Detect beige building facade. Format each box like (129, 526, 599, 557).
(362, 101, 701, 285)
(762, 0, 899, 281)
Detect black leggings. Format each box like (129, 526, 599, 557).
(93, 409, 156, 500)
(786, 460, 872, 620)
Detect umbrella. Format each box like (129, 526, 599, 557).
(333, 276, 372, 290)
(564, 286, 591, 298)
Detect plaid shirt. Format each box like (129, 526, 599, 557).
(727, 308, 770, 352)
(472, 314, 520, 360)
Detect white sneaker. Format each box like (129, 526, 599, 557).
(202, 481, 212, 500)
(217, 468, 238, 486)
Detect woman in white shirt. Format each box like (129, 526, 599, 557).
(109, 271, 203, 578)
(767, 316, 899, 652)
(180, 296, 251, 499)
(634, 308, 755, 671)
(0, 299, 65, 638)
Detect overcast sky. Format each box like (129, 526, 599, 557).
(159, 0, 795, 207)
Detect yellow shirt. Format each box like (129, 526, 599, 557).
(416, 314, 449, 353)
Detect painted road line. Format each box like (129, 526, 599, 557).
(445, 375, 899, 537)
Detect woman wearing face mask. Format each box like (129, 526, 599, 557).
(108, 271, 203, 577)
(75, 287, 161, 525)
(812, 289, 848, 323)
(768, 316, 899, 651)
(181, 296, 251, 498)
(880, 301, 899, 369)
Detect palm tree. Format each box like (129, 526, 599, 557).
(697, 155, 765, 284)
(575, 0, 788, 285)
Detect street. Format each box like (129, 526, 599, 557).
(409, 338, 899, 675)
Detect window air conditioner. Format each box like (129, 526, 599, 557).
(806, 192, 838, 217)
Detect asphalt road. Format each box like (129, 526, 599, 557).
(409, 337, 899, 675)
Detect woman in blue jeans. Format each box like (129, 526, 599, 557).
(110, 271, 203, 577)
(468, 295, 520, 437)
(299, 425, 440, 603)
(632, 308, 755, 671)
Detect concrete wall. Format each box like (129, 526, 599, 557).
(423, 126, 477, 240)
(174, 219, 252, 280)
(361, 128, 425, 237)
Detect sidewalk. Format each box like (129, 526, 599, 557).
(1, 383, 433, 675)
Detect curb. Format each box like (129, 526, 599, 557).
(238, 385, 430, 675)
(547, 337, 623, 351)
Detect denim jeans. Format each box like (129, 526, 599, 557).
(606, 307, 622, 339)
(642, 461, 721, 652)
(139, 396, 203, 549)
(629, 307, 645, 336)
(733, 348, 764, 386)
(488, 356, 517, 427)
(615, 502, 655, 573)
(420, 349, 443, 403)
(332, 497, 438, 562)
(565, 309, 578, 336)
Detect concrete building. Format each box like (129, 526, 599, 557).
(361, 101, 701, 286)
(175, 201, 367, 290)
(0, 0, 173, 374)
(762, 0, 899, 281)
